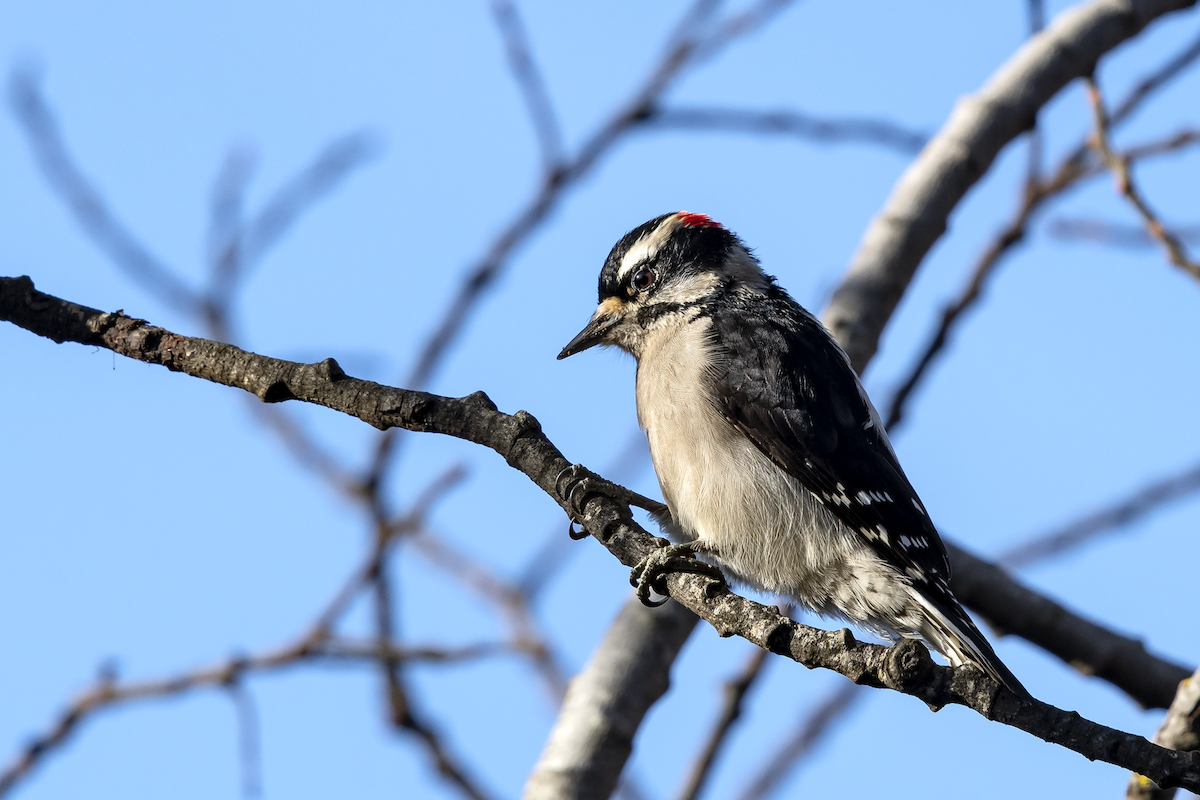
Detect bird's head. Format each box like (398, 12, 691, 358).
(558, 211, 766, 360)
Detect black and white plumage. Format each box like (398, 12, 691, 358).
(558, 211, 1028, 698)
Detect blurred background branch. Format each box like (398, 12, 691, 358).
(3, 1, 1200, 799)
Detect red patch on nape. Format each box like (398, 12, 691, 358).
(676, 212, 723, 229)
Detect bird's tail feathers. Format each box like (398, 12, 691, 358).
(910, 589, 1031, 700)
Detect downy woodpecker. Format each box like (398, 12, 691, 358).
(558, 211, 1028, 698)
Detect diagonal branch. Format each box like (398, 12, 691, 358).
(880, 21, 1200, 428)
(1085, 78, 1200, 279)
(882, 124, 1200, 431)
(1048, 215, 1200, 246)
(7, 68, 199, 312)
(489, 0, 564, 172)
(999, 458, 1200, 568)
(675, 646, 772, 800)
(5, 276, 1200, 791)
(735, 683, 862, 800)
(822, 0, 1198, 373)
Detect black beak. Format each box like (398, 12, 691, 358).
(558, 311, 618, 360)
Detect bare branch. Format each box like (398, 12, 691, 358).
(1000, 458, 1200, 568)
(0, 633, 519, 798)
(945, 541, 1189, 709)
(318, 639, 539, 663)
(524, 598, 699, 800)
(735, 683, 862, 800)
(404, 0, 794, 392)
(490, 0, 564, 172)
(1048, 216, 1200, 246)
(7, 278, 1200, 791)
(692, 0, 793, 62)
(643, 107, 928, 154)
(0, 454, 477, 798)
(213, 131, 379, 304)
(676, 646, 771, 800)
(226, 680, 263, 799)
(208, 144, 256, 285)
(1110, 27, 1200, 126)
(1085, 78, 1200, 279)
(1127, 666, 1200, 800)
(822, 0, 1197, 372)
(883, 125, 1200, 431)
(7, 67, 199, 312)
(0, 645, 293, 795)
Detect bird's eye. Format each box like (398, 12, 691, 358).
(632, 268, 656, 292)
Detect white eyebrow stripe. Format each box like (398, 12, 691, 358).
(617, 215, 682, 280)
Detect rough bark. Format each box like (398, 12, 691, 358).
(822, 0, 1197, 371)
(1126, 666, 1200, 800)
(4, 275, 1200, 791)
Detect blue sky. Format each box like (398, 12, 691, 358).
(2, 1, 1199, 798)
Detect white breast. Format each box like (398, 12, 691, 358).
(633, 314, 907, 624)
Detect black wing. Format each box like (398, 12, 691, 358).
(708, 286, 951, 583)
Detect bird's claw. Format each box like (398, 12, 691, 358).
(556, 464, 600, 540)
(630, 543, 725, 607)
(555, 463, 669, 541)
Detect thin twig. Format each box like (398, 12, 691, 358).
(1085, 78, 1200, 280)
(208, 144, 256, 290)
(226, 679, 263, 799)
(881, 27, 1200, 427)
(210, 131, 379, 308)
(1000, 458, 1200, 568)
(1048, 216, 1200, 247)
(885, 126, 1200, 431)
(1110, 28, 1200, 127)
(644, 107, 928, 154)
(7, 67, 199, 312)
(675, 647, 771, 800)
(489, 0, 564, 172)
(735, 683, 862, 800)
(822, 0, 1197, 374)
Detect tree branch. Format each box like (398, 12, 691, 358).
(675, 646, 772, 800)
(735, 683, 862, 800)
(642, 107, 928, 154)
(489, 0, 564, 172)
(1085, 78, 1200, 279)
(5, 276, 1199, 791)
(822, 0, 1197, 372)
(1127, 665, 1200, 800)
(945, 542, 1189, 709)
(523, 599, 698, 800)
(999, 458, 1200, 568)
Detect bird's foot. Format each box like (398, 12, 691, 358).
(630, 543, 725, 607)
(555, 464, 669, 540)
